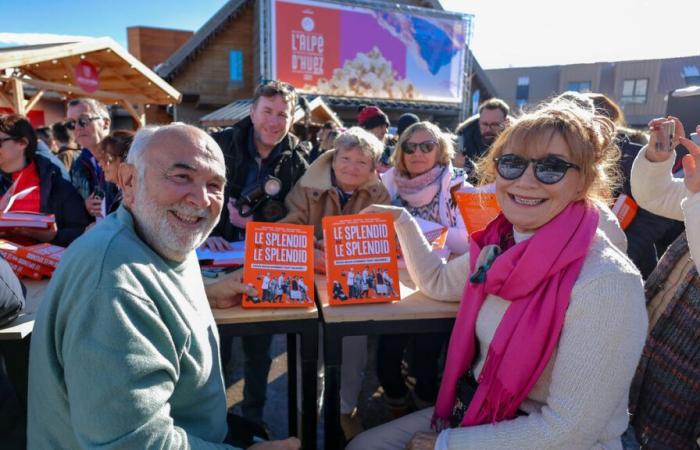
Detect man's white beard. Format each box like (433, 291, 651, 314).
(130, 182, 217, 261)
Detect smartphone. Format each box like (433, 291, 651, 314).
(691, 132, 700, 146)
(655, 121, 675, 152)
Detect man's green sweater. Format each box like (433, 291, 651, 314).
(28, 207, 233, 449)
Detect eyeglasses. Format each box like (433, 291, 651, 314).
(65, 116, 101, 130)
(403, 140, 438, 155)
(479, 121, 505, 131)
(494, 154, 580, 185)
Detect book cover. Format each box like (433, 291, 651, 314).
(322, 213, 400, 306)
(1, 251, 53, 277)
(16, 243, 64, 268)
(454, 190, 501, 235)
(241, 222, 315, 308)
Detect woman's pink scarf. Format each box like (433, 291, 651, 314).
(432, 201, 599, 430)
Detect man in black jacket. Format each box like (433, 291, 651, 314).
(204, 80, 307, 426)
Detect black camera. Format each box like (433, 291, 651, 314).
(236, 175, 285, 220)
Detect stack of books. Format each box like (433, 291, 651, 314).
(0, 240, 64, 279)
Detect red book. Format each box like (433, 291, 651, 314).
(241, 222, 315, 308)
(1, 251, 52, 277)
(15, 243, 64, 268)
(322, 213, 400, 306)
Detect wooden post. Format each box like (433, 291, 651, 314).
(120, 100, 145, 128)
(10, 78, 25, 115)
(24, 89, 45, 114)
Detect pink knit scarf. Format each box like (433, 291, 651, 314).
(432, 201, 599, 430)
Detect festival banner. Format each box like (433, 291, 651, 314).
(242, 222, 315, 308)
(322, 213, 399, 306)
(271, 0, 469, 103)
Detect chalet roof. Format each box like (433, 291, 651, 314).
(0, 37, 181, 105)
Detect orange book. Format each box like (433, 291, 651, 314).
(454, 191, 501, 235)
(15, 243, 64, 269)
(241, 222, 315, 308)
(322, 213, 400, 306)
(1, 251, 53, 277)
(611, 194, 638, 230)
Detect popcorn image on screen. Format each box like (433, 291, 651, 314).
(305, 47, 418, 99)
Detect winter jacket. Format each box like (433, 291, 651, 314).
(0, 154, 92, 247)
(281, 150, 390, 239)
(211, 117, 308, 241)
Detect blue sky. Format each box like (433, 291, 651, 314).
(2, 0, 699, 69)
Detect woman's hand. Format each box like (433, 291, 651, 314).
(85, 193, 103, 218)
(645, 116, 685, 163)
(360, 204, 407, 222)
(680, 125, 700, 194)
(405, 431, 438, 450)
(205, 269, 257, 309)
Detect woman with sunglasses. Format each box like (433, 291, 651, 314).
(377, 121, 471, 418)
(0, 114, 92, 246)
(349, 102, 647, 450)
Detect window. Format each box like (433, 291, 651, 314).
(621, 78, 648, 104)
(516, 76, 529, 109)
(471, 89, 481, 115)
(229, 50, 244, 84)
(566, 81, 592, 93)
(682, 66, 700, 86)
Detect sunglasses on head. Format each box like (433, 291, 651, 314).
(403, 140, 438, 155)
(65, 116, 101, 130)
(494, 154, 580, 184)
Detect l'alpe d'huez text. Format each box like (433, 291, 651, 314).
(252, 232, 307, 263)
(332, 223, 390, 257)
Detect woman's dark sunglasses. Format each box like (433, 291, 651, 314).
(494, 154, 580, 184)
(403, 140, 438, 155)
(65, 116, 101, 130)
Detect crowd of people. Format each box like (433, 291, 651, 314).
(0, 78, 697, 450)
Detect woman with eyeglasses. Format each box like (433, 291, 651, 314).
(350, 101, 647, 450)
(377, 121, 471, 419)
(98, 130, 135, 214)
(0, 114, 92, 247)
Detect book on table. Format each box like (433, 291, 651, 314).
(196, 240, 245, 267)
(322, 212, 400, 306)
(0, 182, 55, 229)
(0, 240, 64, 279)
(241, 221, 315, 309)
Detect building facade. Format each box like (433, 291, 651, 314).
(486, 55, 700, 126)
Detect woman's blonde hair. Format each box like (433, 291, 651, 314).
(392, 121, 455, 176)
(476, 100, 621, 203)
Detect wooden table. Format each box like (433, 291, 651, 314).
(211, 289, 319, 450)
(315, 271, 459, 450)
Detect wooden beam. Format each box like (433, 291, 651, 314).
(0, 76, 154, 105)
(10, 78, 25, 115)
(0, 88, 14, 110)
(24, 89, 45, 113)
(120, 100, 145, 128)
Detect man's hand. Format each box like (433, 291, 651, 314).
(228, 198, 252, 229)
(200, 236, 232, 251)
(360, 204, 407, 222)
(85, 194, 103, 218)
(645, 116, 685, 163)
(681, 125, 700, 194)
(405, 431, 438, 450)
(205, 270, 257, 309)
(248, 437, 301, 450)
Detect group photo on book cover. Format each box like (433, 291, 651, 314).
(322, 213, 400, 306)
(242, 222, 315, 308)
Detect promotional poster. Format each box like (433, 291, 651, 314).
(242, 222, 315, 308)
(322, 213, 400, 306)
(271, 0, 468, 102)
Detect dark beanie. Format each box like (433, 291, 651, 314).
(397, 113, 420, 137)
(357, 105, 390, 130)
